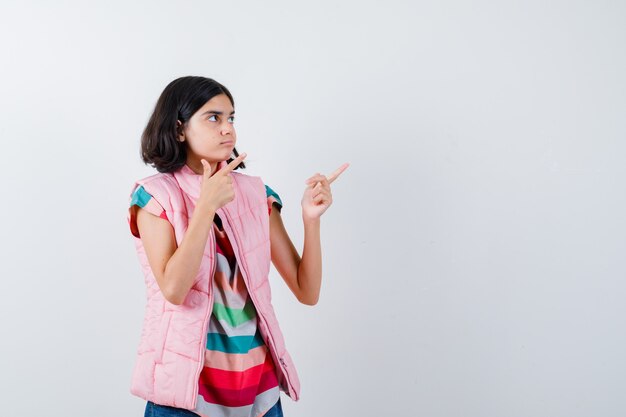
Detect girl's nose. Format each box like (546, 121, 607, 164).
(221, 124, 234, 135)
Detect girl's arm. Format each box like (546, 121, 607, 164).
(269, 208, 321, 306)
(136, 201, 216, 305)
(269, 163, 349, 306)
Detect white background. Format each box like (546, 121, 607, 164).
(1, 1, 625, 416)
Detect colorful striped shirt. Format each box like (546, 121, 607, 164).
(129, 182, 284, 417)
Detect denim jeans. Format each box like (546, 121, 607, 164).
(144, 398, 284, 417)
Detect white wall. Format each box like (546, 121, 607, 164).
(1, 1, 624, 416)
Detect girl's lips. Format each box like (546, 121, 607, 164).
(220, 141, 234, 145)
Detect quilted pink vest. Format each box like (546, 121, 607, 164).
(127, 161, 301, 409)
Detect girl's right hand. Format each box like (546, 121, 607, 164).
(198, 152, 247, 212)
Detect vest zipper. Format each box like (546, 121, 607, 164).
(171, 174, 219, 409)
(219, 207, 297, 398)
(190, 224, 217, 410)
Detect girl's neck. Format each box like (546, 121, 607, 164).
(185, 158, 218, 176)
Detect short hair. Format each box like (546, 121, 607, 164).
(140, 76, 246, 173)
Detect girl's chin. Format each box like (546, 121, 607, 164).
(198, 152, 235, 163)
(198, 148, 235, 161)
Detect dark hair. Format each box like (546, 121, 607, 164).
(140, 76, 246, 173)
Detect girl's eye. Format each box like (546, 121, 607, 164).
(207, 115, 235, 123)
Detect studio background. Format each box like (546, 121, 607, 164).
(0, 1, 624, 416)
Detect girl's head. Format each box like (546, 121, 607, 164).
(141, 76, 245, 173)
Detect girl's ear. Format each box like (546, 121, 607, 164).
(176, 120, 185, 142)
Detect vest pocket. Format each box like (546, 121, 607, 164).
(154, 311, 172, 364)
(278, 351, 300, 401)
(256, 308, 298, 400)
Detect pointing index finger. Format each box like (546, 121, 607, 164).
(327, 162, 350, 184)
(221, 152, 247, 174)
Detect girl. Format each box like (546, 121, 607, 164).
(127, 76, 348, 417)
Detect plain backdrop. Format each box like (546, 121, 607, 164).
(1, 1, 624, 416)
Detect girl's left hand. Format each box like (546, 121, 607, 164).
(301, 163, 350, 220)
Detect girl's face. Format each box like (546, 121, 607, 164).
(178, 93, 236, 173)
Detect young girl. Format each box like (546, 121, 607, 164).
(127, 76, 348, 417)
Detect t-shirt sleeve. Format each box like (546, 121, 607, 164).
(265, 184, 283, 215)
(128, 184, 168, 238)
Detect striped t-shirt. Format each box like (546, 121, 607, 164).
(129, 183, 284, 417)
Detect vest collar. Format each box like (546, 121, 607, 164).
(172, 159, 229, 201)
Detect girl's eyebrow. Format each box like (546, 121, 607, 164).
(201, 110, 236, 116)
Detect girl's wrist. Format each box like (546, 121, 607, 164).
(302, 213, 321, 226)
(196, 201, 217, 218)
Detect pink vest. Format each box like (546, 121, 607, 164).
(127, 161, 301, 409)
